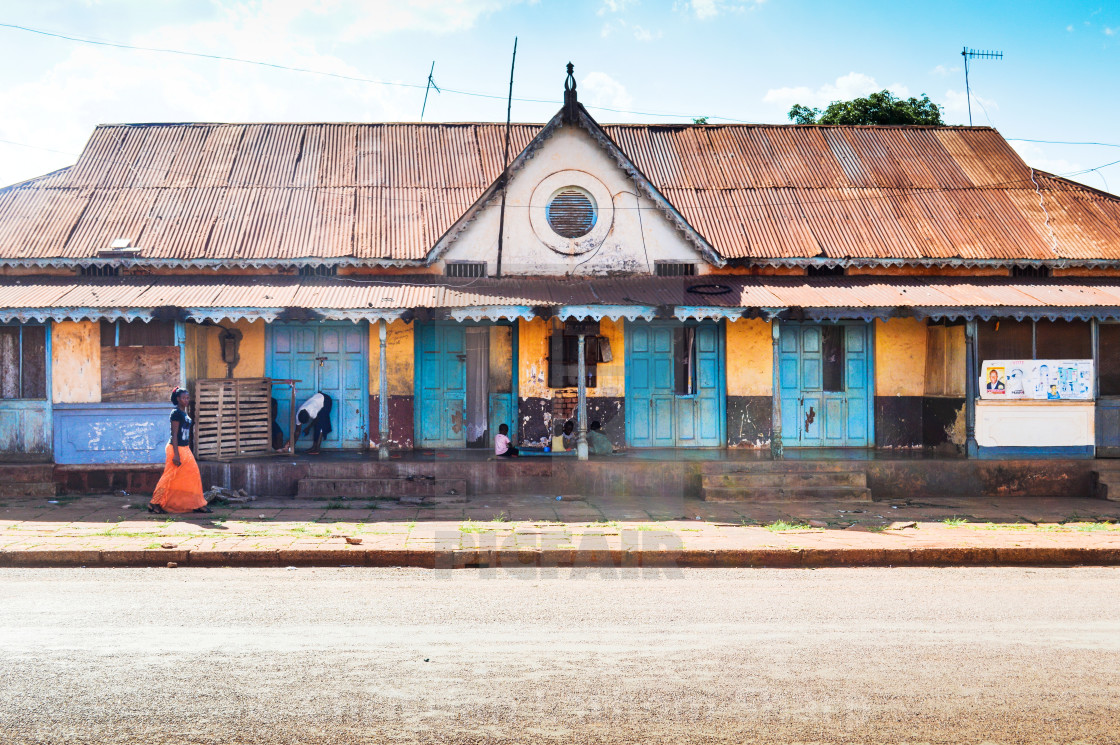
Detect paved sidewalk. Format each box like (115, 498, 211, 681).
(1, 491, 1119, 568)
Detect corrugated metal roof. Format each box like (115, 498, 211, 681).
(4, 276, 1120, 323)
(1, 121, 1119, 264)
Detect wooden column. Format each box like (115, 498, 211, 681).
(378, 318, 389, 460)
(576, 333, 588, 461)
(965, 319, 978, 458)
(770, 319, 783, 460)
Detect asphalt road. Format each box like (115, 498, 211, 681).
(1, 567, 1119, 744)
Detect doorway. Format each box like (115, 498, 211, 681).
(415, 322, 516, 448)
(778, 322, 873, 447)
(625, 320, 725, 447)
(267, 322, 369, 449)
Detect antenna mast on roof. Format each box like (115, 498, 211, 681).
(960, 47, 1002, 126)
(420, 61, 439, 121)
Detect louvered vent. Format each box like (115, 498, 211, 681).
(547, 189, 596, 238)
(299, 265, 338, 277)
(445, 261, 486, 278)
(79, 264, 120, 277)
(655, 262, 696, 277)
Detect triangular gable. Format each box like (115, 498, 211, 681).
(426, 102, 724, 268)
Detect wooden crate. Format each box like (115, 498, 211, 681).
(194, 378, 274, 460)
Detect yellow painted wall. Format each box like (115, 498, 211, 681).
(727, 319, 772, 396)
(369, 320, 414, 396)
(202, 320, 265, 379)
(595, 318, 625, 397)
(517, 318, 625, 398)
(875, 318, 928, 397)
(519, 318, 550, 398)
(51, 320, 100, 403)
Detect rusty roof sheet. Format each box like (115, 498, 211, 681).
(1, 122, 1119, 265)
(5, 275, 1120, 323)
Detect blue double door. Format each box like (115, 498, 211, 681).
(415, 322, 515, 449)
(268, 323, 368, 450)
(778, 322, 873, 447)
(625, 321, 725, 448)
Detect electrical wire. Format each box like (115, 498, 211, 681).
(0, 21, 755, 123)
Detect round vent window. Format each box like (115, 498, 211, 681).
(546, 188, 597, 239)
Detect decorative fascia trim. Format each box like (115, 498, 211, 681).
(558, 304, 658, 321)
(674, 306, 747, 321)
(449, 306, 536, 322)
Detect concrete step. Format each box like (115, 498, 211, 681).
(1093, 471, 1120, 501)
(703, 471, 867, 489)
(0, 482, 57, 498)
(703, 485, 872, 503)
(296, 477, 467, 499)
(0, 464, 54, 483)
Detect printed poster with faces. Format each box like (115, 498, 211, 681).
(979, 360, 1094, 400)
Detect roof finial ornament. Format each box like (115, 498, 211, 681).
(563, 62, 578, 124)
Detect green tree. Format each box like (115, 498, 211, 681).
(788, 90, 944, 126)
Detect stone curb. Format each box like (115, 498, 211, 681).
(2, 546, 1120, 569)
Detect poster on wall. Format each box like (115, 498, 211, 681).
(979, 359, 1093, 400)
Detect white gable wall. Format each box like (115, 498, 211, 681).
(436, 125, 710, 276)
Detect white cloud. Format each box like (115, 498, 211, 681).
(943, 89, 999, 119)
(1105, 26, 1118, 36)
(931, 64, 960, 76)
(599, 0, 639, 14)
(581, 71, 633, 111)
(600, 17, 662, 41)
(1067, 24, 1074, 31)
(677, 0, 765, 21)
(1009, 141, 1084, 178)
(763, 72, 881, 108)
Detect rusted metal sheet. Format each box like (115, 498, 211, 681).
(4, 276, 1120, 323)
(1, 123, 1119, 265)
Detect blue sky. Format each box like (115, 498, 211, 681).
(1, 0, 1117, 193)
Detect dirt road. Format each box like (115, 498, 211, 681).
(2, 567, 1118, 743)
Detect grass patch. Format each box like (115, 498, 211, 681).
(764, 520, 809, 532)
(325, 500, 346, 510)
(942, 516, 969, 527)
(491, 511, 510, 523)
(1069, 522, 1120, 532)
(459, 520, 485, 534)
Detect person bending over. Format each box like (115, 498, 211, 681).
(295, 391, 333, 455)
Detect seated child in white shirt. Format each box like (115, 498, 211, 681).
(494, 423, 518, 457)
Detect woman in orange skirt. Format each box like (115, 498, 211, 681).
(149, 387, 211, 514)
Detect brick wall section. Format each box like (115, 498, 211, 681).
(551, 390, 579, 421)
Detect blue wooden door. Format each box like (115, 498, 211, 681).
(625, 321, 724, 448)
(415, 322, 516, 449)
(269, 323, 368, 449)
(779, 323, 872, 447)
(417, 323, 466, 448)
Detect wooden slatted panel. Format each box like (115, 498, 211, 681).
(194, 378, 274, 460)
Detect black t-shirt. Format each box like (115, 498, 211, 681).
(170, 408, 192, 447)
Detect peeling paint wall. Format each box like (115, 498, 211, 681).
(727, 319, 772, 396)
(51, 321, 100, 403)
(368, 320, 415, 449)
(518, 318, 551, 398)
(368, 320, 415, 396)
(439, 125, 710, 276)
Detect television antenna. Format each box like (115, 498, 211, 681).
(961, 47, 1003, 125)
(420, 61, 439, 121)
